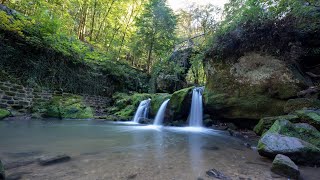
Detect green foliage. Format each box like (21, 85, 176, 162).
(44, 95, 94, 119)
(0, 108, 10, 119)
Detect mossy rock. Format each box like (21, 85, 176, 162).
(44, 95, 93, 119)
(150, 93, 171, 116)
(111, 93, 171, 120)
(0, 108, 10, 120)
(166, 86, 194, 122)
(204, 89, 286, 121)
(267, 120, 320, 148)
(257, 133, 320, 165)
(271, 154, 300, 179)
(284, 98, 320, 113)
(294, 109, 320, 130)
(253, 115, 299, 135)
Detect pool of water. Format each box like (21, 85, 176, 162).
(0, 119, 319, 180)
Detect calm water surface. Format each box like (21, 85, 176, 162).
(0, 119, 319, 180)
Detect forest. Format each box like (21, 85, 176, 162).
(0, 0, 320, 179)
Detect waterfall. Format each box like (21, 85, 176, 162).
(188, 87, 204, 127)
(132, 99, 151, 123)
(153, 99, 170, 126)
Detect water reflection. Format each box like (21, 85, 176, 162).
(188, 133, 205, 177)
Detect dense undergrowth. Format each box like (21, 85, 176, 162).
(0, 5, 149, 96)
(205, 0, 320, 77)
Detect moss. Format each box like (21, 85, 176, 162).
(204, 88, 286, 121)
(110, 93, 171, 120)
(285, 98, 320, 113)
(167, 86, 194, 121)
(253, 115, 299, 135)
(44, 95, 93, 119)
(267, 120, 320, 148)
(150, 93, 171, 116)
(294, 109, 320, 130)
(0, 108, 10, 119)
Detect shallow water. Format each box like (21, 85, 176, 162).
(0, 119, 319, 180)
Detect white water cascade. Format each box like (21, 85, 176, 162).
(188, 87, 204, 127)
(153, 99, 170, 126)
(132, 99, 151, 123)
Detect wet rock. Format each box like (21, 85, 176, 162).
(226, 123, 237, 130)
(271, 154, 300, 179)
(127, 173, 137, 179)
(201, 146, 219, 151)
(203, 118, 214, 127)
(206, 168, 231, 180)
(139, 118, 152, 124)
(38, 154, 71, 166)
(166, 86, 194, 123)
(0, 160, 5, 180)
(253, 115, 299, 135)
(257, 133, 320, 165)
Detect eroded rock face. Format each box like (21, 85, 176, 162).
(271, 154, 300, 179)
(204, 53, 309, 122)
(257, 133, 320, 165)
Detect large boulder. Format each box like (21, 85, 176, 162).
(166, 86, 194, 124)
(253, 115, 299, 135)
(271, 154, 300, 179)
(44, 95, 93, 119)
(257, 133, 320, 165)
(284, 98, 320, 113)
(294, 109, 320, 130)
(267, 120, 320, 148)
(204, 53, 309, 123)
(0, 108, 10, 120)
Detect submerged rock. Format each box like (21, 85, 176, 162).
(38, 154, 71, 166)
(253, 115, 299, 135)
(294, 109, 320, 130)
(44, 95, 93, 119)
(257, 133, 320, 165)
(271, 154, 300, 179)
(0, 109, 10, 120)
(206, 168, 231, 180)
(0, 160, 5, 180)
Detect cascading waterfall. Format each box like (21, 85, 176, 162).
(188, 87, 204, 127)
(132, 98, 151, 123)
(153, 99, 170, 126)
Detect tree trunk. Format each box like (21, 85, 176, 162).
(89, 0, 98, 41)
(95, 0, 115, 41)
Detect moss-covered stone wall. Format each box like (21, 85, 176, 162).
(0, 80, 110, 115)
